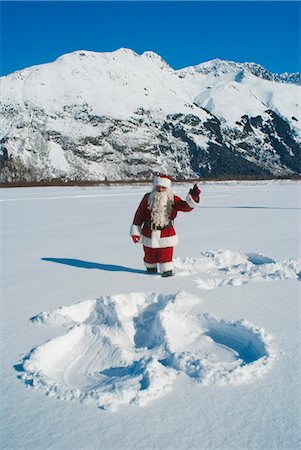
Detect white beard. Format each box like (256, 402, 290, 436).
(148, 189, 174, 227)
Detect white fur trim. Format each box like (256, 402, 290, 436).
(142, 230, 160, 248)
(186, 193, 199, 209)
(153, 176, 171, 189)
(142, 233, 179, 248)
(130, 224, 142, 236)
(144, 262, 158, 269)
(160, 261, 174, 272)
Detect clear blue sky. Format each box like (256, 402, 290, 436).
(1, 1, 300, 76)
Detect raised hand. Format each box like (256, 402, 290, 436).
(190, 183, 201, 197)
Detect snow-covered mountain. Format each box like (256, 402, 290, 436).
(0, 48, 300, 182)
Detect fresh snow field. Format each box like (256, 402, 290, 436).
(1, 181, 300, 449)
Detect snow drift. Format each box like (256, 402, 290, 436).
(175, 249, 301, 289)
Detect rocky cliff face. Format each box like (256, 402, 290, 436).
(0, 49, 300, 182)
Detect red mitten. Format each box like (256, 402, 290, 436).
(190, 183, 201, 202)
(132, 235, 141, 244)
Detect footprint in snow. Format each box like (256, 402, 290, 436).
(174, 249, 301, 290)
(17, 291, 275, 411)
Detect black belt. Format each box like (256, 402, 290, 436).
(145, 221, 173, 231)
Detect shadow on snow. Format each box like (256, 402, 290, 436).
(41, 257, 146, 274)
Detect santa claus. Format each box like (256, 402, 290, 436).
(130, 174, 201, 277)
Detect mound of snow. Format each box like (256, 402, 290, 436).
(174, 250, 301, 289)
(19, 291, 275, 410)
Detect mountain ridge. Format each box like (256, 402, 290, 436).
(176, 57, 301, 85)
(0, 48, 300, 182)
(3, 50, 300, 85)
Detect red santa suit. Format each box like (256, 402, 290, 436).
(130, 174, 200, 275)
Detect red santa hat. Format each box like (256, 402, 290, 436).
(153, 173, 172, 189)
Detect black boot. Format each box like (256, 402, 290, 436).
(162, 270, 173, 278)
(147, 267, 158, 274)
